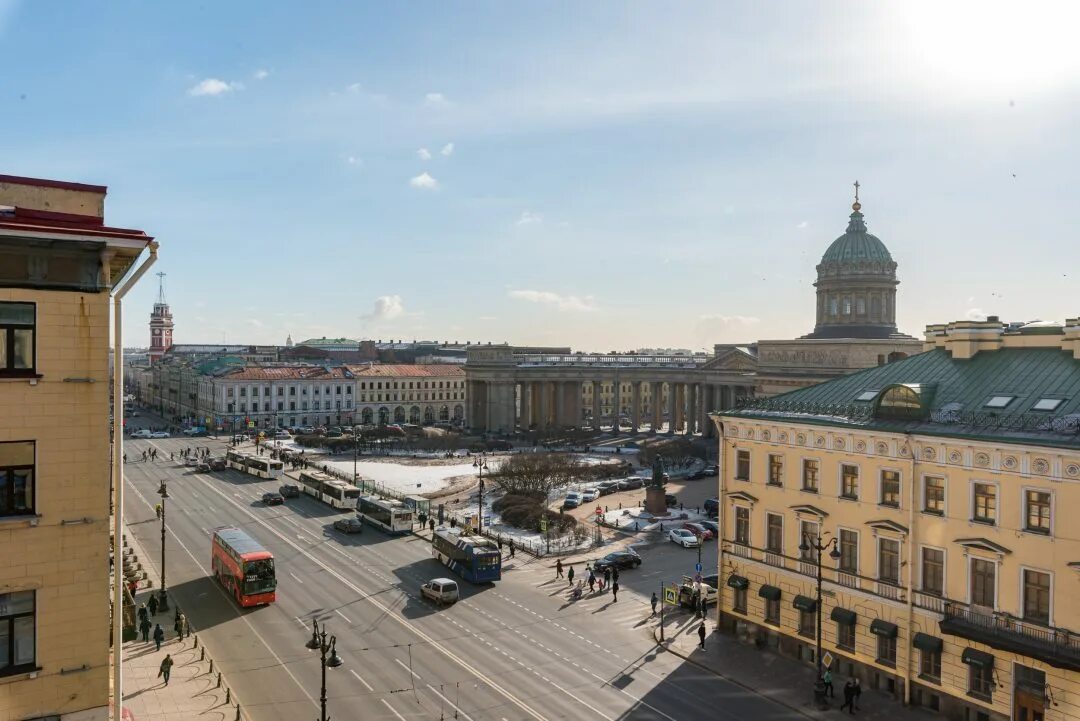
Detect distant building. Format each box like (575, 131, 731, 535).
(297, 336, 360, 352)
(147, 272, 174, 364)
(348, 364, 466, 425)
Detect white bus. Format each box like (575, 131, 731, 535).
(297, 471, 361, 510)
(245, 456, 285, 480)
(357, 495, 414, 535)
(226, 450, 250, 472)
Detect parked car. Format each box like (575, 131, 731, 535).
(702, 464, 719, 476)
(669, 528, 700, 547)
(678, 577, 719, 608)
(209, 457, 227, 471)
(562, 492, 582, 509)
(279, 483, 300, 498)
(195, 461, 211, 473)
(704, 497, 720, 517)
(333, 517, 364, 534)
(420, 578, 460, 605)
(274, 430, 291, 440)
(621, 477, 644, 490)
(699, 520, 720, 537)
(683, 522, 714, 541)
(701, 573, 719, 590)
(596, 481, 619, 496)
(580, 488, 599, 502)
(261, 492, 284, 506)
(130, 429, 153, 439)
(591, 549, 642, 572)
(149, 431, 170, 439)
(300, 427, 316, 434)
(326, 430, 343, 438)
(184, 457, 198, 467)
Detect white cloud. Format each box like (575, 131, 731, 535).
(347, 83, 363, 93)
(797, 220, 809, 229)
(508, 289, 597, 312)
(371, 295, 406, 320)
(516, 211, 543, 226)
(695, 314, 760, 344)
(253, 69, 269, 80)
(440, 142, 455, 156)
(417, 147, 432, 160)
(965, 307, 987, 321)
(346, 156, 361, 166)
(188, 78, 242, 97)
(410, 172, 438, 190)
(424, 92, 448, 107)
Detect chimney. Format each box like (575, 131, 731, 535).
(940, 318, 1004, 359)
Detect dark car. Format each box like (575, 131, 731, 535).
(333, 517, 364, 534)
(704, 497, 720, 517)
(195, 461, 211, 473)
(209, 457, 228, 471)
(702, 464, 719, 476)
(592, 549, 642, 572)
(279, 484, 300, 498)
(597, 481, 619, 496)
(261, 492, 284, 506)
(619, 477, 644, 490)
(701, 573, 719, 590)
(699, 520, 720, 537)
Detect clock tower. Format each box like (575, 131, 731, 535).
(148, 272, 174, 364)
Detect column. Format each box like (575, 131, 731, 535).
(537, 381, 550, 430)
(651, 382, 663, 431)
(675, 383, 686, 433)
(631, 381, 642, 433)
(686, 383, 697, 436)
(591, 380, 602, 429)
(519, 381, 532, 431)
(570, 381, 583, 427)
(666, 382, 677, 434)
(611, 378, 622, 432)
(553, 381, 565, 427)
(699, 384, 711, 437)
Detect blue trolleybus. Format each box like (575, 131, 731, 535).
(431, 527, 502, 583)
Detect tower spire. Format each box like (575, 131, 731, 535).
(852, 180, 861, 212)
(156, 272, 167, 304)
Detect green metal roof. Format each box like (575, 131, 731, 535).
(820, 209, 893, 264)
(725, 347, 1080, 449)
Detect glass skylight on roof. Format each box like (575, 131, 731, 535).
(984, 396, 1014, 408)
(1032, 398, 1062, 411)
(856, 391, 878, 401)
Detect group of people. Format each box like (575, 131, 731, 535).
(135, 599, 190, 687)
(556, 559, 621, 603)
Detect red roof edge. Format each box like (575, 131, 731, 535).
(0, 174, 108, 194)
(12, 206, 104, 227)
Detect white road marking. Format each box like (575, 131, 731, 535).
(288, 571, 305, 584)
(349, 668, 373, 691)
(394, 657, 421, 680)
(295, 616, 309, 630)
(426, 683, 476, 721)
(381, 698, 407, 721)
(335, 609, 352, 624)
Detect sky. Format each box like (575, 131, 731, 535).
(3, 1, 1079, 352)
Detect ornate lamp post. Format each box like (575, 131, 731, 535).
(157, 481, 170, 611)
(799, 531, 841, 708)
(473, 454, 488, 533)
(305, 618, 343, 721)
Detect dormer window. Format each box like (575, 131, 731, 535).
(1032, 398, 1062, 412)
(984, 396, 1014, 409)
(874, 384, 925, 420)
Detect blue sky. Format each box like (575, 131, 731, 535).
(3, 1, 1078, 350)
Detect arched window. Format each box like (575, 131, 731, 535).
(870, 295, 881, 320)
(842, 297, 852, 315)
(856, 296, 866, 315)
(874, 384, 924, 420)
(829, 297, 839, 316)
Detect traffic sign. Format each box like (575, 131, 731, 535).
(539, 517, 548, 532)
(664, 585, 678, 605)
(695, 562, 702, 573)
(822, 651, 835, 670)
(595, 505, 603, 516)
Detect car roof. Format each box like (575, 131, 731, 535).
(431, 577, 456, 585)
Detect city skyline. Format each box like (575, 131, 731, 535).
(4, 1, 1079, 349)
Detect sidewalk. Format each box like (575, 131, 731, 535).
(654, 610, 935, 721)
(121, 528, 241, 721)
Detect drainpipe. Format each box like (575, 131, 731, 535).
(112, 242, 158, 721)
(713, 414, 726, 627)
(903, 433, 918, 706)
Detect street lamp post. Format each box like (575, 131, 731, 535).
(157, 481, 170, 611)
(799, 531, 841, 708)
(473, 454, 488, 534)
(305, 618, 343, 721)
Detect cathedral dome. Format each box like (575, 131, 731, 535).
(820, 204, 893, 265)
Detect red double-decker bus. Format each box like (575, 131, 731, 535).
(211, 526, 276, 607)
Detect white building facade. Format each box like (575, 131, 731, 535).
(348, 364, 466, 425)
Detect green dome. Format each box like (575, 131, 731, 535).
(821, 207, 893, 264)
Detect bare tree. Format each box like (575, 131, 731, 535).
(489, 453, 584, 498)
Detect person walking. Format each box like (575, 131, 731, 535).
(840, 679, 856, 714)
(155, 503, 162, 520)
(123, 453, 128, 463)
(509, 540, 515, 558)
(555, 559, 563, 578)
(181, 614, 190, 640)
(612, 567, 620, 584)
(612, 580, 619, 602)
(152, 623, 165, 652)
(651, 592, 658, 616)
(697, 622, 707, 649)
(853, 678, 862, 710)
(158, 654, 174, 686)
(137, 603, 149, 627)
(822, 668, 834, 698)
(175, 612, 186, 640)
(603, 566, 612, 590)
(587, 570, 596, 593)
(139, 616, 152, 643)
(147, 593, 159, 616)
(567, 565, 575, 587)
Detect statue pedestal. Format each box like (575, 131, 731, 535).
(644, 486, 667, 515)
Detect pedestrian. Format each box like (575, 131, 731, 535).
(158, 654, 173, 686)
(612, 580, 619, 602)
(567, 565, 575, 586)
(612, 567, 620, 583)
(139, 616, 152, 642)
(137, 603, 149, 626)
(175, 612, 186, 640)
(823, 668, 834, 698)
(697, 622, 706, 649)
(170, 452, 174, 461)
(651, 592, 658, 616)
(509, 540, 515, 558)
(152, 623, 164, 652)
(555, 559, 564, 578)
(155, 503, 162, 520)
(497, 538, 503, 551)
(428, 518, 436, 532)
(147, 594, 159, 616)
(128, 579, 138, 597)
(840, 679, 855, 714)
(181, 614, 190, 640)
(853, 678, 861, 710)
(603, 567, 611, 589)
(588, 571, 596, 593)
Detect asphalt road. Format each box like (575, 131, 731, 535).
(123, 433, 802, 721)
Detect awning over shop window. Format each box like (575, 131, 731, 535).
(792, 595, 817, 612)
(830, 607, 857, 625)
(913, 632, 943, 653)
(962, 648, 994, 669)
(870, 619, 898, 638)
(726, 575, 749, 590)
(758, 584, 781, 601)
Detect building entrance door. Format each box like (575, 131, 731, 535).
(1014, 665, 1046, 721)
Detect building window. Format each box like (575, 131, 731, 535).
(878, 538, 900, 585)
(735, 450, 751, 481)
(970, 558, 996, 608)
(1022, 569, 1051, 625)
(969, 662, 994, 701)
(839, 529, 858, 574)
(768, 455, 783, 486)
(227, 403, 235, 413)
(239, 387, 246, 397)
(877, 634, 896, 666)
(239, 402, 246, 413)
(802, 459, 819, 492)
(734, 506, 750, 545)
(278, 387, 284, 396)
(798, 609, 815, 638)
(841, 464, 859, 500)
(920, 648, 941, 681)
(842, 296, 852, 315)
(1024, 490, 1051, 534)
(227, 387, 235, 398)
(289, 402, 296, 411)
(856, 296, 866, 315)
(263, 403, 270, 412)
(800, 520, 820, 561)
(0, 590, 35, 674)
(0, 302, 35, 375)
(972, 483, 996, 524)
(880, 470, 900, 508)
(836, 621, 855, 650)
(0, 442, 34, 517)
(733, 587, 747, 613)
(923, 476, 945, 515)
(277, 402, 283, 412)
(765, 513, 783, 554)
(289, 386, 296, 396)
(764, 597, 780, 625)
(921, 547, 944, 595)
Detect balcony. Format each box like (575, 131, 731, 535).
(914, 591, 946, 614)
(940, 602, 1080, 672)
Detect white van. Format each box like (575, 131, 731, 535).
(420, 578, 459, 605)
(274, 430, 291, 440)
(130, 429, 153, 439)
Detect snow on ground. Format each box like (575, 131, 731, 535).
(321, 458, 477, 495)
(602, 505, 708, 531)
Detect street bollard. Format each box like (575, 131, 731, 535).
(217, 672, 222, 688)
(209, 658, 214, 674)
(235, 706, 241, 721)
(226, 687, 230, 704)
(200, 647, 205, 662)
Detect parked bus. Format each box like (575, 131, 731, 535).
(431, 527, 502, 583)
(357, 495, 414, 535)
(245, 456, 285, 479)
(225, 450, 250, 472)
(211, 526, 276, 607)
(297, 471, 361, 509)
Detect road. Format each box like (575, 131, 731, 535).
(123, 433, 802, 721)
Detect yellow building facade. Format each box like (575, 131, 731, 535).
(0, 175, 153, 720)
(713, 316, 1080, 721)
